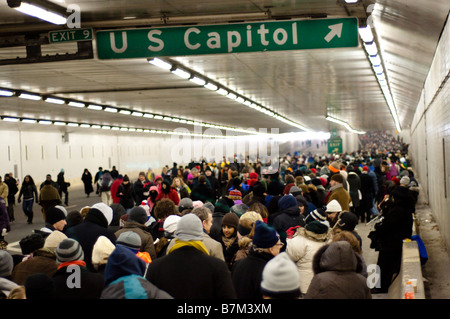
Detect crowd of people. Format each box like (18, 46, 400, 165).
(0, 145, 419, 299)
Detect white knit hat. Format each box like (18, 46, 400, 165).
(91, 202, 113, 225)
(325, 199, 342, 213)
(44, 230, 68, 253)
(261, 252, 301, 298)
(92, 236, 115, 268)
(163, 215, 181, 234)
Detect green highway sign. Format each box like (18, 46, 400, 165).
(328, 137, 343, 154)
(96, 17, 358, 59)
(49, 28, 93, 43)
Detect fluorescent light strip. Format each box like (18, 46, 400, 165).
(3, 117, 19, 122)
(14, 2, 67, 25)
(68, 101, 85, 108)
(104, 107, 118, 113)
(19, 93, 41, 100)
(87, 104, 103, 111)
(45, 97, 65, 104)
(0, 89, 14, 97)
(148, 58, 172, 70)
(326, 116, 366, 135)
(171, 68, 191, 79)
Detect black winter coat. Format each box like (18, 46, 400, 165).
(65, 209, 117, 271)
(146, 246, 236, 299)
(375, 186, 414, 252)
(272, 206, 305, 244)
(231, 248, 274, 299)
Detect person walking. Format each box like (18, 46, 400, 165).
(38, 180, 62, 222)
(57, 169, 69, 206)
(3, 174, 18, 223)
(17, 175, 38, 224)
(81, 168, 94, 198)
(116, 175, 135, 212)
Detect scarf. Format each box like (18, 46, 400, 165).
(167, 239, 209, 255)
(57, 260, 86, 270)
(221, 235, 237, 249)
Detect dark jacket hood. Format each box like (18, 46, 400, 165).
(312, 241, 364, 274)
(84, 208, 108, 228)
(104, 245, 146, 286)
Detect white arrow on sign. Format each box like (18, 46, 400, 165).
(324, 23, 343, 42)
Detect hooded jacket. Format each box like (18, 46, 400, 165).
(286, 227, 328, 294)
(305, 241, 371, 299)
(66, 208, 117, 272)
(101, 245, 172, 299)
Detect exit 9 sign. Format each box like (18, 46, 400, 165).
(49, 28, 93, 43)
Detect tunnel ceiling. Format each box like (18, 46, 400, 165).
(0, 0, 448, 136)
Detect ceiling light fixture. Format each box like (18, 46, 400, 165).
(8, 0, 67, 25)
(326, 116, 366, 134)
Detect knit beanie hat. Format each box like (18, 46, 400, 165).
(400, 176, 410, 186)
(228, 189, 242, 201)
(163, 214, 181, 235)
(305, 220, 329, 234)
(128, 206, 148, 225)
(19, 233, 45, 255)
(253, 220, 280, 249)
(0, 250, 13, 277)
(325, 199, 342, 213)
(117, 231, 142, 251)
(192, 200, 204, 208)
(92, 236, 116, 267)
(289, 186, 302, 197)
(56, 239, 84, 264)
(238, 211, 263, 236)
(330, 173, 344, 184)
(45, 206, 66, 225)
(261, 252, 301, 299)
(175, 214, 204, 242)
(305, 207, 328, 224)
(221, 212, 239, 229)
(278, 195, 298, 211)
(178, 197, 194, 211)
(336, 212, 358, 231)
(91, 202, 113, 226)
(44, 230, 68, 253)
(328, 161, 340, 174)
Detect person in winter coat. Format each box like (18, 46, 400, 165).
(65, 202, 116, 272)
(0, 177, 8, 208)
(285, 220, 329, 295)
(11, 245, 58, 285)
(81, 168, 94, 197)
(101, 245, 172, 299)
(219, 212, 240, 270)
(57, 169, 69, 206)
(52, 238, 104, 299)
(115, 206, 157, 261)
(209, 197, 231, 241)
(149, 198, 179, 241)
(17, 175, 38, 224)
(38, 180, 62, 222)
(190, 175, 215, 204)
(110, 174, 123, 205)
(116, 175, 135, 212)
(146, 214, 236, 299)
(147, 185, 159, 215)
(156, 179, 180, 205)
(0, 197, 10, 245)
(304, 241, 371, 299)
(171, 177, 190, 200)
(0, 250, 19, 299)
(133, 172, 151, 205)
(91, 235, 115, 275)
(37, 206, 67, 238)
(234, 211, 263, 263)
(346, 167, 361, 218)
(271, 195, 305, 245)
(372, 184, 414, 293)
(4, 174, 18, 222)
(231, 220, 282, 299)
(325, 173, 351, 211)
(359, 166, 376, 223)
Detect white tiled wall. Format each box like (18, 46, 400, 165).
(410, 13, 450, 249)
